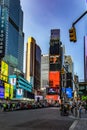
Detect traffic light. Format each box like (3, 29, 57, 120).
(69, 27, 77, 42)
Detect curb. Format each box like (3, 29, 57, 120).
(69, 120, 79, 130)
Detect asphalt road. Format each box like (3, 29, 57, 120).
(0, 107, 75, 130)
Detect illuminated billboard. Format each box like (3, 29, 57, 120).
(49, 71, 60, 87)
(50, 29, 60, 40)
(49, 55, 61, 71)
(10, 85, 13, 99)
(9, 77, 16, 86)
(4, 83, 10, 99)
(0, 86, 4, 98)
(1, 61, 8, 82)
(45, 95, 59, 101)
(16, 89, 23, 98)
(66, 88, 72, 98)
(46, 87, 59, 95)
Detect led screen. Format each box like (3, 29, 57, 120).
(46, 87, 59, 95)
(0, 86, 4, 98)
(16, 89, 23, 98)
(66, 88, 72, 98)
(49, 71, 60, 87)
(46, 95, 59, 101)
(4, 83, 10, 99)
(1, 61, 8, 82)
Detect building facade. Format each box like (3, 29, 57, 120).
(61, 55, 73, 99)
(26, 37, 41, 93)
(46, 29, 63, 102)
(0, 0, 24, 72)
(41, 54, 49, 98)
(41, 54, 49, 89)
(9, 75, 34, 100)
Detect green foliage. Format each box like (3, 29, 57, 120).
(82, 96, 87, 100)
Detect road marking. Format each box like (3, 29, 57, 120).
(69, 120, 79, 130)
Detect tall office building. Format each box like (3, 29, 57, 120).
(46, 29, 63, 102)
(41, 54, 49, 89)
(26, 37, 41, 92)
(0, 0, 24, 73)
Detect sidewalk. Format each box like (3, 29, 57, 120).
(69, 110, 87, 130)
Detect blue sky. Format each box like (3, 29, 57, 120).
(20, 0, 87, 81)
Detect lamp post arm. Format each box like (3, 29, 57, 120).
(72, 11, 87, 27)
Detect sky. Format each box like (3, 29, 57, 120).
(20, 0, 87, 81)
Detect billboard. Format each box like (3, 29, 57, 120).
(46, 87, 59, 95)
(49, 71, 60, 87)
(66, 88, 72, 98)
(9, 85, 13, 99)
(9, 77, 16, 86)
(16, 89, 23, 98)
(45, 95, 59, 101)
(49, 55, 61, 71)
(50, 29, 60, 40)
(0, 86, 4, 98)
(1, 61, 8, 82)
(4, 83, 10, 99)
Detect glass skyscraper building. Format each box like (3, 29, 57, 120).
(0, 0, 24, 72)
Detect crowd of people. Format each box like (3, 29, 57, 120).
(60, 99, 87, 117)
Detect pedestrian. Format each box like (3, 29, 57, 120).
(84, 101, 87, 113)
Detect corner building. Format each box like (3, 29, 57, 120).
(0, 0, 24, 72)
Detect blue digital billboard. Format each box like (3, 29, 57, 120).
(66, 88, 72, 98)
(0, 86, 4, 98)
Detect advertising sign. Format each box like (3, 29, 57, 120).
(51, 29, 60, 40)
(66, 88, 72, 98)
(10, 85, 13, 99)
(16, 89, 23, 98)
(49, 71, 60, 87)
(4, 83, 10, 99)
(0, 86, 4, 98)
(46, 95, 59, 101)
(46, 87, 59, 95)
(9, 78, 16, 86)
(1, 61, 8, 82)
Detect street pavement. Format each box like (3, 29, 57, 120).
(1, 107, 87, 130)
(0, 107, 74, 130)
(69, 109, 87, 130)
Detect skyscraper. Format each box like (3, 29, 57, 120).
(0, 0, 24, 72)
(46, 29, 63, 102)
(26, 37, 41, 93)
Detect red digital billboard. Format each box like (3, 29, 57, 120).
(49, 71, 60, 87)
(45, 95, 60, 101)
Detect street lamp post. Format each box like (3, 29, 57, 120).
(69, 10, 87, 42)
